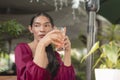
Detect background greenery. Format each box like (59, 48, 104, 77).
(0, 20, 25, 75)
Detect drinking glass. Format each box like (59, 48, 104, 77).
(56, 27, 66, 52)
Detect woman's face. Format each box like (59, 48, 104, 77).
(29, 15, 53, 41)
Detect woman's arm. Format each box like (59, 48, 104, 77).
(54, 52, 76, 80)
(33, 42, 48, 68)
(33, 29, 64, 68)
(15, 43, 50, 80)
(63, 36, 71, 66)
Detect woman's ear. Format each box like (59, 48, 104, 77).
(28, 25, 33, 33)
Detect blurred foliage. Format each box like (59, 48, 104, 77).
(71, 49, 86, 80)
(95, 24, 120, 68)
(0, 52, 10, 72)
(72, 56, 86, 80)
(78, 24, 120, 79)
(0, 41, 7, 52)
(0, 51, 16, 75)
(0, 20, 25, 38)
(0, 20, 25, 52)
(0, 20, 25, 75)
(97, 24, 120, 43)
(81, 41, 120, 69)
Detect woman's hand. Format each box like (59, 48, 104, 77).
(39, 29, 64, 48)
(63, 36, 72, 66)
(64, 36, 71, 53)
(34, 28, 64, 68)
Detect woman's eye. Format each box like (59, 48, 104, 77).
(44, 24, 51, 27)
(44, 25, 49, 27)
(34, 24, 40, 27)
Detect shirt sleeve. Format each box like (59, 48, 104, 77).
(54, 52, 76, 80)
(15, 44, 50, 80)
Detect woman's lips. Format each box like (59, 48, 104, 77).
(39, 34, 45, 38)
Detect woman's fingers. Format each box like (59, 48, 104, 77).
(63, 36, 71, 50)
(51, 38, 63, 48)
(49, 29, 64, 39)
(44, 28, 66, 48)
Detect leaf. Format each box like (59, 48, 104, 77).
(81, 41, 99, 63)
(93, 52, 104, 69)
(102, 41, 119, 64)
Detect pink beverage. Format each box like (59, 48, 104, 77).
(56, 27, 66, 51)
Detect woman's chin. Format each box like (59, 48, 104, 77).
(38, 37, 43, 41)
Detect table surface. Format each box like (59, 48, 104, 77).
(0, 76, 17, 80)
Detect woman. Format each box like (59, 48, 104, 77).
(15, 12, 75, 80)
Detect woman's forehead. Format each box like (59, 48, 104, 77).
(34, 16, 50, 22)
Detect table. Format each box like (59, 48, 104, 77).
(0, 76, 16, 80)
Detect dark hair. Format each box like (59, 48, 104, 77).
(30, 12, 54, 27)
(46, 45, 60, 79)
(30, 12, 59, 79)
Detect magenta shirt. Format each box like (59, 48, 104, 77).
(15, 43, 76, 80)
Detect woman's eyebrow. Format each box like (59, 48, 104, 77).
(33, 22, 41, 24)
(33, 22, 51, 24)
(44, 22, 51, 24)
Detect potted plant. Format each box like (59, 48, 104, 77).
(81, 41, 120, 80)
(0, 20, 25, 74)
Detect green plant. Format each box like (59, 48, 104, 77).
(81, 41, 120, 69)
(0, 20, 25, 73)
(0, 20, 25, 38)
(0, 20, 25, 52)
(0, 52, 10, 72)
(97, 24, 120, 43)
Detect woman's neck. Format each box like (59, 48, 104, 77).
(28, 40, 39, 57)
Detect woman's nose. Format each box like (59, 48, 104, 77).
(40, 26, 45, 32)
